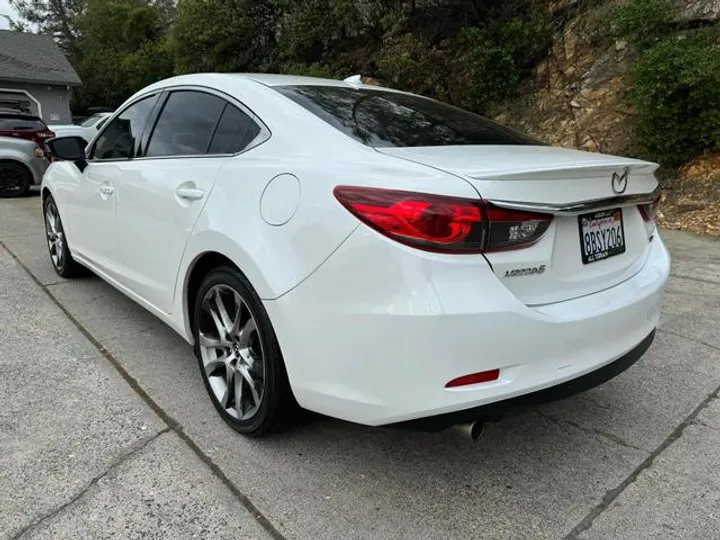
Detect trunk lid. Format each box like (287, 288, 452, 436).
(378, 145, 660, 305)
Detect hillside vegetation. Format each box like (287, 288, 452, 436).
(9, 0, 720, 233)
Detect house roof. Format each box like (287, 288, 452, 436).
(0, 30, 82, 87)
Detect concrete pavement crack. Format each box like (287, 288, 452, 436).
(535, 411, 646, 453)
(562, 382, 720, 540)
(1, 240, 289, 540)
(12, 429, 170, 540)
(669, 273, 720, 287)
(657, 327, 720, 352)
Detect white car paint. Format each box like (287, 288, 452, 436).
(42, 73, 669, 428)
(49, 113, 112, 145)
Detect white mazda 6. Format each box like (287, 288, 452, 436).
(42, 73, 669, 438)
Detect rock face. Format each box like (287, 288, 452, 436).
(675, 0, 720, 22)
(494, 0, 638, 158)
(658, 153, 720, 237)
(494, 0, 720, 236)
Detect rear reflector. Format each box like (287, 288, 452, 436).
(333, 186, 552, 254)
(638, 199, 660, 222)
(446, 369, 500, 388)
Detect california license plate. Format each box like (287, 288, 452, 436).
(578, 208, 626, 264)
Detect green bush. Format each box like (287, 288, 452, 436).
(630, 28, 720, 165)
(375, 12, 548, 114)
(375, 34, 439, 95)
(612, 0, 675, 48)
(455, 15, 549, 113)
(279, 61, 335, 78)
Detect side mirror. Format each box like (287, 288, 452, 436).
(45, 136, 87, 161)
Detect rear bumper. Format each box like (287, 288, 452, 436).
(265, 228, 670, 426)
(395, 329, 655, 431)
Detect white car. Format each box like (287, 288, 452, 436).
(49, 112, 112, 145)
(41, 74, 669, 439)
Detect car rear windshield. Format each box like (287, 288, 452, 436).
(275, 85, 539, 148)
(0, 115, 47, 131)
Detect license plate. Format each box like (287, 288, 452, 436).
(578, 208, 626, 264)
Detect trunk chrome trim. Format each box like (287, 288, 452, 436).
(487, 187, 661, 215)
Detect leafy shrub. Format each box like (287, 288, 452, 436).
(376, 12, 548, 114)
(375, 34, 439, 95)
(611, 0, 675, 48)
(279, 61, 335, 78)
(630, 28, 720, 165)
(454, 14, 549, 112)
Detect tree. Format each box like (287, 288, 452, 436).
(172, 0, 279, 73)
(9, 0, 86, 56)
(74, 0, 173, 110)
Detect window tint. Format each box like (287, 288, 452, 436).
(275, 85, 540, 148)
(208, 105, 261, 154)
(92, 95, 157, 160)
(146, 91, 225, 157)
(0, 115, 47, 131)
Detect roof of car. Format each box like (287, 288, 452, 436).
(142, 73, 396, 93)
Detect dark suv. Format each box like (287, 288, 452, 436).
(0, 111, 55, 148)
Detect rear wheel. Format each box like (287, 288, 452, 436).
(43, 195, 85, 278)
(193, 266, 295, 436)
(0, 161, 31, 197)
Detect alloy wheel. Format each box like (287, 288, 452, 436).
(198, 284, 266, 420)
(45, 201, 65, 270)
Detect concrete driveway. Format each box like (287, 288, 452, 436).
(2, 193, 720, 540)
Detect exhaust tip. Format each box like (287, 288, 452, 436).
(452, 419, 484, 441)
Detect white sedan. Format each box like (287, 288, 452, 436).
(49, 112, 112, 145)
(42, 74, 669, 439)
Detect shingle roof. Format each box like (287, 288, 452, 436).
(0, 30, 81, 86)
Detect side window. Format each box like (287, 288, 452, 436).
(145, 91, 225, 157)
(91, 95, 158, 160)
(208, 105, 262, 155)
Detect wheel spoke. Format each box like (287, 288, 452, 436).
(238, 364, 261, 408)
(230, 291, 244, 334)
(199, 331, 223, 349)
(236, 316, 256, 349)
(214, 288, 235, 337)
(203, 356, 228, 376)
(219, 367, 234, 408)
(234, 368, 244, 416)
(208, 307, 230, 344)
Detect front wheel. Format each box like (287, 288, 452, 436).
(193, 266, 295, 436)
(43, 195, 85, 278)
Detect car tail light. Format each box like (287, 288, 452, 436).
(38, 130, 55, 139)
(446, 369, 500, 388)
(638, 196, 661, 222)
(333, 186, 553, 254)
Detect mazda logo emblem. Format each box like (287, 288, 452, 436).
(612, 168, 629, 194)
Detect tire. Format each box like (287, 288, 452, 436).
(43, 195, 85, 278)
(0, 161, 32, 198)
(193, 266, 295, 436)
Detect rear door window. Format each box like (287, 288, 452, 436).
(145, 91, 225, 158)
(208, 104, 261, 155)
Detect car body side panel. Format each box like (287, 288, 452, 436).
(0, 136, 49, 184)
(171, 138, 481, 341)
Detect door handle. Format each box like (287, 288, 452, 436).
(176, 187, 205, 201)
(99, 184, 114, 195)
